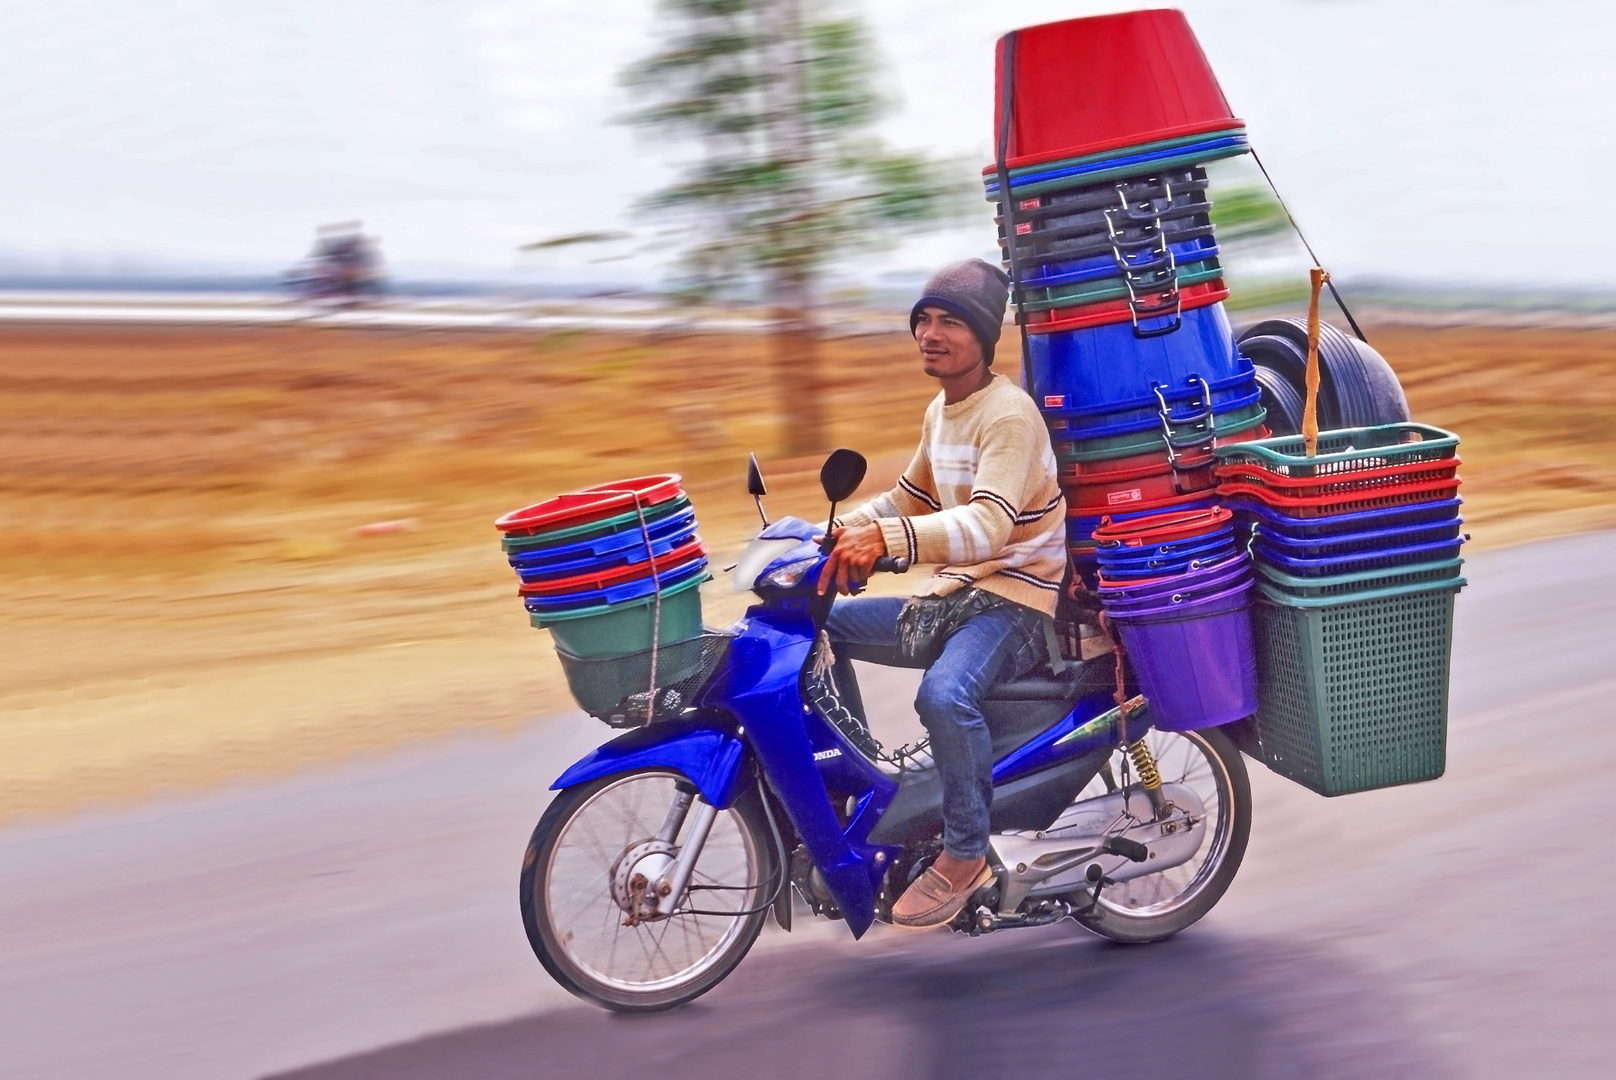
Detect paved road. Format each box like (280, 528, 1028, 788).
(3, 532, 1616, 1079)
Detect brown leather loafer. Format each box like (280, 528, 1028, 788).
(891, 862, 995, 929)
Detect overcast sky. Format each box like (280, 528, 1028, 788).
(2, 0, 1612, 288)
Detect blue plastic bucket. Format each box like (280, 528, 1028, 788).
(511, 519, 701, 582)
(1022, 236, 1218, 290)
(1110, 582, 1258, 731)
(523, 557, 710, 613)
(983, 133, 1251, 197)
(1046, 388, 1262, 439)
(1095, 533, 1236, 568)
(1029, 302, 1246, 409)
(1095, 550, 1240, 581)
(1099, 553, 1250, 602)
(1104, 575, 1254, 619)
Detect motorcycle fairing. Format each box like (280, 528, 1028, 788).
(715, 607, 897, 939)
(550, 718, 748, 810)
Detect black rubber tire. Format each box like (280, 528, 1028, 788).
(1237, 332, 1310, 388)
(1239, 318, 1410, 429)
(1253, 363, 1305, 436)
(1073, 726, 1252, 945)
(519, 770, 775, 1013)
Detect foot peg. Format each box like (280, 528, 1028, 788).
(1102, 836, 1149, 862)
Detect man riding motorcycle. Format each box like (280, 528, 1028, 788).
(818, 258, 1072, 928)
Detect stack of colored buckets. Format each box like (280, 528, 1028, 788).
(985, 9, 1250, 335)
(1091, 507, 1258, 731)
(982, 11, 1272, 584)
(495, 476, 711, 719)
(1039, 308, 1271, 583)
(1213, 424, 1466, 794)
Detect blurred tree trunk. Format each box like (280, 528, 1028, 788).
(619, 0, 973, 458)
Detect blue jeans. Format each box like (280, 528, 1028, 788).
(824, 595, 1047, 860)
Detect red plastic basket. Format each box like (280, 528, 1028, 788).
(496, 475, 684, 537)
(1214, 457, 1461, 499)
(517, 536, 706, 595)
(1021, 280, 1228, 333)
(992, 10, 1239, 170)
(1091, 506, 1234, 547)
(1216, 477, 1462, 518)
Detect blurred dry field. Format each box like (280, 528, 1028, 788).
(2, 317, 1613, 822)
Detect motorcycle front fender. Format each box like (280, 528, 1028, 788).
(549, 717, 749, 810)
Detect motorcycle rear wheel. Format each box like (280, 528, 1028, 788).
(520, 768, 775, 1012)
(1071, 725, 1251, 944)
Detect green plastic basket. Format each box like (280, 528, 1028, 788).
(530, 572, 708, 658)
(1247, 575, 1465, 796)
(555, 632, 732, 727)
(1254, 557, 1464, 599)
(1212, 422, 1458, 479)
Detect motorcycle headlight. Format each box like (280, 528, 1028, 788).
(757, 557, 819, 590)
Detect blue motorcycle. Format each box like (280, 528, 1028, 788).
(519, 450, 1252, 1012)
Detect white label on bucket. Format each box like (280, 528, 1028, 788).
(1108, 488, 1143, 505)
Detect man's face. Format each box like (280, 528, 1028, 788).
(914, 306, 985, 380)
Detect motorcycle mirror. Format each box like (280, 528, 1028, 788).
(746, 453, 769, 525)
(819, 448, 866, 504)
(746, 453, 768, 497)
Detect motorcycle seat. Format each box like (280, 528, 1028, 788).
(985, 662, 1102, 703)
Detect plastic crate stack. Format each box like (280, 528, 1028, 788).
(496, 475, 717, 724)
(985, 11, 1270, 584)
(1090, 507, 1257, 731)
(1213, 424, 1467, 795)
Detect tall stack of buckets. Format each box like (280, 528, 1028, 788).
(986, 11, 1270, 590)
(986, 10, 1266, 731)
(987, 9, 1463, 780)
(495, 475, 714, 724)
(1214, 424, 1466, 794)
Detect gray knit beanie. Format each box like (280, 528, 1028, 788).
(909, 258, 1011, 366)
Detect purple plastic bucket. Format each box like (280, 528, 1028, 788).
(1102, 575, 1252, 619)
(1099, 553, 1250, 603)
(1111, 587, 1257, 731)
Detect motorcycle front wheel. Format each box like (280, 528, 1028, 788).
(520, 768, 776, 1012)
(1070, 725, 1252, 944)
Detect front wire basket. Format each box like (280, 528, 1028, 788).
(556, 632, 733, 728)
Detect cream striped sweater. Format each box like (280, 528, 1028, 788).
(838, 374, 1067, 617)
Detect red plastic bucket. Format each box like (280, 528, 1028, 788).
(1092, 506, 1235, 548)
(1062, 460, 1215, 512)
(1066, 487, 1213, 523)
(496, 475, 684, 537)
(992, 10, 1239, 171)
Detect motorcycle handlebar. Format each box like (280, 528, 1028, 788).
(872, 556, 910, 574)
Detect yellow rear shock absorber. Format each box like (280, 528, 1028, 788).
(1127, 739, 1169, 818)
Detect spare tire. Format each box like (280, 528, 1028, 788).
(1252, 364, 1305, 436)
(1238, 318, 1408, 428)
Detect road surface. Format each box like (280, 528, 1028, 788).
(2, 531, 1614, 1078)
